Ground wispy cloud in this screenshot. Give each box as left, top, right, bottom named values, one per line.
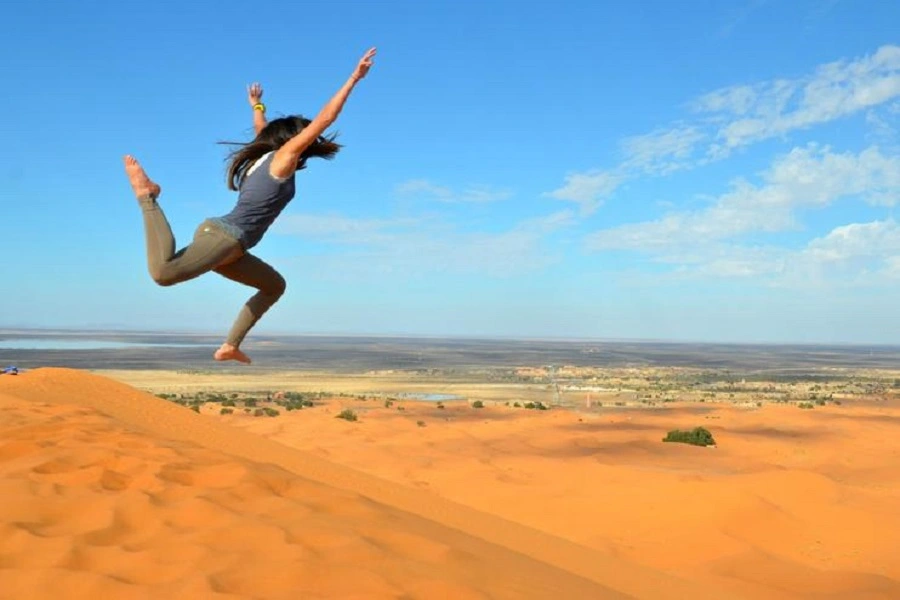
left=273, top=209, right=573, bottom=280
left=584, top=144, right=900, bottom=288
left=547, top=45, right=900, bottom=212
left=701, top=45, right=900, bottom=155
left=545, top=170, right=624, bottom=215
left=621, top=125, right=708, bottom=174
left=395, top=178, right=512, bottom=203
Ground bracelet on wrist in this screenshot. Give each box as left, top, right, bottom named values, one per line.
left=253, top=103, right=266, bottom=112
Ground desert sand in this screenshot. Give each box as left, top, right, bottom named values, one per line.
left=226, top=396, right=900, bottom=599
left=104, top=367, right=900, bottom=598
left=0, top=368, right=729, bottom=599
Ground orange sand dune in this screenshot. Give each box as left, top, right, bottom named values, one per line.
left=0, top=368, right=721, bottom=600
left=225, top=391, right=900, bottom=599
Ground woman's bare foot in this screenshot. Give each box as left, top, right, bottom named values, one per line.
left=214, top=343, right=252, bottom=364
left=123, top=155, right=161, bottom=199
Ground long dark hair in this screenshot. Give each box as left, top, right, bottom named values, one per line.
left=221, top=116, right=341, bottom=191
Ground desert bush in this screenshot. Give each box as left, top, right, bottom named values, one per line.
left=222, top=399, right=236, bottom=407
left=798, top=402, right=815, bottom=409
left=220, top=408, right=234, bottom=415
left=253, top=408, right=265, bottom=417
left=337, top=409, right=358, bottom=422
left=384, top=400, right=394, bottom=408
left=263, top=407, right=279, bottom=417
left=513, top=402, right=521, bottom=408
left=416, top=420, right=426, bottom=427
left=472, top=400, right=484, bottom=409
left=245, top=398, right=258, bottom=407
left=436, top=402, right=445, bottom=409
left=190, top=405, right=201, bottom=413
left=662, top=427, right=716, bottom=447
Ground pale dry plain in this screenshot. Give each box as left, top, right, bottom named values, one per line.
left=2, top=367, right=900, bottom=599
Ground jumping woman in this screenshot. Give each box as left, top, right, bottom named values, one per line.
left=123, top=47, right=376, bottom=364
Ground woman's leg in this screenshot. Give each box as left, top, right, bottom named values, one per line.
left=212, top=253, right=287, bottom=363
left=125, top=156, right=241, bottom=286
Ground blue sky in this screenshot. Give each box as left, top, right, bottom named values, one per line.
left=1, top=0, right=899, bottom=344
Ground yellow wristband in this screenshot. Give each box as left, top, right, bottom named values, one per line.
left=253, top=103, right=266, bottom=112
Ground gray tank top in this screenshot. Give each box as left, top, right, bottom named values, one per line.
left=218, top=151, right=296, bottom=249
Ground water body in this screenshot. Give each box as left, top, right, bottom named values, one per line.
left=394, top=392, right=465, bottom=402
left=0, top=339, right=211, bottom=350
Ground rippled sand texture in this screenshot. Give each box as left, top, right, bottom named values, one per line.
left=0, top=368, right=720, bottom=600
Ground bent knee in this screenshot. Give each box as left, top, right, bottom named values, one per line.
left=149, top=268, right=178, bottom=287
left=263, top=274, right=286, bottom=299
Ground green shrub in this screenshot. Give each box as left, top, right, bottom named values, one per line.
left=253, top=408, right=265, bottom=417
left=245, top=398, right=258, bottom=407
left=472, top=400, right=484, bottom=409
left=416, top=420, right=426, bottom=427
left=220, top=408, right=234, bottom=415
left=662, top=427, right=716, bottom=447
left=384, top=400, right=394, bottom=408
left=524, top=402, right=536, bottom=409
left=436, top=402, right=445, bottom=409
left=190, top=405, right=201, bottom=413
left=513, top=402, right=521, bottom=408
left=798, top=402, right=815, bottom=409
left=337, top=409, right=358, bottom=422
left=222, top=399, right=236, bottom=407
left=263, top=407, right=279, bottom=417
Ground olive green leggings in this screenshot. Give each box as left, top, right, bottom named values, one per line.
left=139, top=196, right=285, bottom=347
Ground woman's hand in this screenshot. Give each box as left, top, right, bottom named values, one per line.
left=247, top=82, right=264, bottom=107
left=351, top=48, right=377, bottom=81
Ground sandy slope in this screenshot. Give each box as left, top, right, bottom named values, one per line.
left=0, top=369, right=718, bottom=600
left=222, top=390, right=900, bottom=599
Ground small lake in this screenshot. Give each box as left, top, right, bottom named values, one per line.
left=0, top=338, right=212, bottom=350
left=394, top=392, right=465, bottom=402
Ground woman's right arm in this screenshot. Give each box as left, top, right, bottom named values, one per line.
left=270, top=47, right=377, bottom=179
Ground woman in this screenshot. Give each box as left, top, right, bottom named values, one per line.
left=123, top=47, right=376, bottom=364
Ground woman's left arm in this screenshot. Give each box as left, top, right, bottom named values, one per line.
left=248, top=82, right=267, bottom=135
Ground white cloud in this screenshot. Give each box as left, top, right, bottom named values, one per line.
left=395, top=179, right=452, bottom=200
left=395, top=179, right=512, bottom=203
left=802, top=220, right=900, bottom=263
left=702, top=45, right=900, bottom=154
left=621, top=125, right=707, bottom=174
left=545, top=169, right=624, bottom=214
left=549, top=45, right=900, bottom=207
left=273, top=210, right=568, bottom=280
left=585, top=145, right=900, bottom=262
